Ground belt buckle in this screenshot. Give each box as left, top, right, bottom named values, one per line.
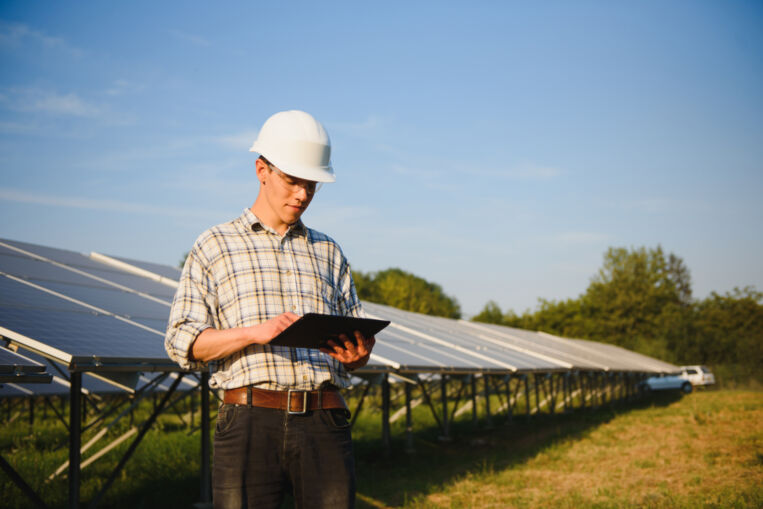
left=287, top=390, right=308, bottom=415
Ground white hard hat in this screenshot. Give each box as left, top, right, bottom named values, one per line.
left=249, top=110, right=335, bottom=183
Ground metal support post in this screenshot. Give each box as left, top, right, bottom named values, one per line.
left=592, top=372, right=599, bottom=410
left=534, top=374, right=541, bottom=415
left=505, top=375, right=513, bottom=423
left=200, top=371, right=211, bottom=504
left=439, top=375, right=450, bottom=441
left=381, top=373, right=391, bottom=453
left=470, top=375, right=478, bottom=426
left=404, top=382, right=414, bottom=454
left=484, top=375, right=492, bottom=428
left=524, top=375, right=530, bottom=417
left=548, top=375, right=555, bottom=415
left=69, top=372, right=82, bottom=509
left=563, top=374, right=569, bottom=413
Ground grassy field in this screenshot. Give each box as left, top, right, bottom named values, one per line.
left=1, top=388, right=761, bottom=508
left=355, top=390, right=763, bottom=508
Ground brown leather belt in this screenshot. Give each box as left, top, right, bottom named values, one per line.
left=223, top=386, right=346, bottom=414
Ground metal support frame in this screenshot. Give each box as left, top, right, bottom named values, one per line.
left=404, top=381, right=414, bottom=454
left=200, top=371, right=211, bottom=504
left=505, top=375, right=513, bottom=423
left=381, top=373, right=391, bottom=454
left=524, top=375, right=531, bottom=417
left=69, top=372, right=82, bottom=509
left=439, top=375, right=450, bottom=441
left=483, top=375, right=493, bottom=429
left=470, top=375, right=478, bottom=426
left=87, top=374, right=184, bottom=508
left=349, top=380, right=372, bottom=428
left=0, top=454, right=49, bottom=509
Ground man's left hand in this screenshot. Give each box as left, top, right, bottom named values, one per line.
left=320, top=331, right=376, bottom=371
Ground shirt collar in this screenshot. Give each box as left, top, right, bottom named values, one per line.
left=240, top=208, right=307, bottom=238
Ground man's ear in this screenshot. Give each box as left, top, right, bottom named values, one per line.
left=255, top=158, right=269, bottom=184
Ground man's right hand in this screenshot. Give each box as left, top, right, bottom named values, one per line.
left=190, top=312, right=301, bottom=362
left=249, top=312, right=300, bottom=344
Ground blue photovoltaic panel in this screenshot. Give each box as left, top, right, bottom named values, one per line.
left=110, top=254, right=183, bottom=281
left=461, top=321, right=609, bottom=371
left=363, top=301, right=558, bottom=372
left=0, top=275, right=168, bottom=361
left=0, top=350, right=196, bottom=397
left=0, top=239, right=176, bottom=301
left=0, top=346, right=46, bottom=373
left=0, top=237, right=680, bottom=377
left=0, top=346, right=51, bottom=384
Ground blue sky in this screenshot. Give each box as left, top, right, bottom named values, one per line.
left=1, top=1, right=761, bottom=316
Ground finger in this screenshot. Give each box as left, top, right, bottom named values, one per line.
left=353, top=331, right=370, bottom=355
left=282, top=312, right=300, bottom=323
left=337, top=334, right=357, bottom=353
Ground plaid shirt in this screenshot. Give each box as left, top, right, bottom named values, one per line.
left=165, top=208, right=363, bottom=390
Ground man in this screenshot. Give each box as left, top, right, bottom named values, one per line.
left=165, top=110, right=375, bottom=509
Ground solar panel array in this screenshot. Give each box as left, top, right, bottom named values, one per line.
left=0, top=239, right=175, bottom=371
left=0, top=237, right=678, bottom=396
left=0, top=346, right=51, bottom=384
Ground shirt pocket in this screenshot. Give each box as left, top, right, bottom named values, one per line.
left=299, top=274, right=336, bottom=315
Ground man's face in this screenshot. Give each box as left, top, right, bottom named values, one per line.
left=255, top=159, right=317, bottom=233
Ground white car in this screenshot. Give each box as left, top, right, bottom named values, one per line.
left=642, top=372, right=693, bottom=394
left=678, top=365, right=715, bottom=387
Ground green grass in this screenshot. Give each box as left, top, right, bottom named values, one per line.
left=1, top=388, right=761, bottom=508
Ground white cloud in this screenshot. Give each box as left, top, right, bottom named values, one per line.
left=0, top=87, right=134, bottom=125
left=105, top=79, right=145, bottom=97
left=327, top=115, right=382, bottom=135
left=0, top=187, right=226, bottom=220
left=168, top=29, right=211, bottom=47
left=0, top=20, right=83, bottom=57
left=0, top=87, right=99, bottom=117
left=215, top=130, right=259, bottom=151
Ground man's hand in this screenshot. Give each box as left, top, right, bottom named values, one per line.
left=320, top=331, right=376, bottom=371
left=249, top=312, right=301, bottom=344
left=191, top=311, right=300, bottom=362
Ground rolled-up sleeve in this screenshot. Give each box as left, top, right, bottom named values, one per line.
left=165, top=245, right=217, bottom=371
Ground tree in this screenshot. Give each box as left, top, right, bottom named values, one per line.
left=471, top=246, right=761, bottom=383
left=353, top=268, right=461, bottom=319
left=689, top=287, right=763, bottom=381
left=472, top=300, right=504, bottom=324
left=579, top=245, right=693, bottom=351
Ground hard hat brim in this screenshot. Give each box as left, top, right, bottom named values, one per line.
left=250, top=143, right=336, bottom=183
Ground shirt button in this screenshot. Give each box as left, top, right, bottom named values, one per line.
left=302, top=375, right=307, bottom=381
left=286, top=270, right=292, bottom=275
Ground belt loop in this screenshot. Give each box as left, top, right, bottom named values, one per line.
left=246, top=386, right=252, bottom=406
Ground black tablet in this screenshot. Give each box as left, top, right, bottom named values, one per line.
left=269, top=313, right=390, bottom=349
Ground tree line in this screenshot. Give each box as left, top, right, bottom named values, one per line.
left=472, top=246, right=762, bottom=385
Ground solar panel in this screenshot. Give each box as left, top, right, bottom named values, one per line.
left=0, top=239, right=176, bottom=301
left=461, top=321, right=611, bottom=371
left=0, top=346, right=51, bottom=384
left=106, top=254, right=182, bottom=281
left=363, top=301, right=560, bottom=373
left=0, top=236, right=679, bottom=387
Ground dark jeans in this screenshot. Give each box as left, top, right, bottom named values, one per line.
left=213, top=404, right=355, bottom=509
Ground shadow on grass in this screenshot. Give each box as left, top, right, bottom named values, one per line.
left=352, top=392, right=683, bottom=508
